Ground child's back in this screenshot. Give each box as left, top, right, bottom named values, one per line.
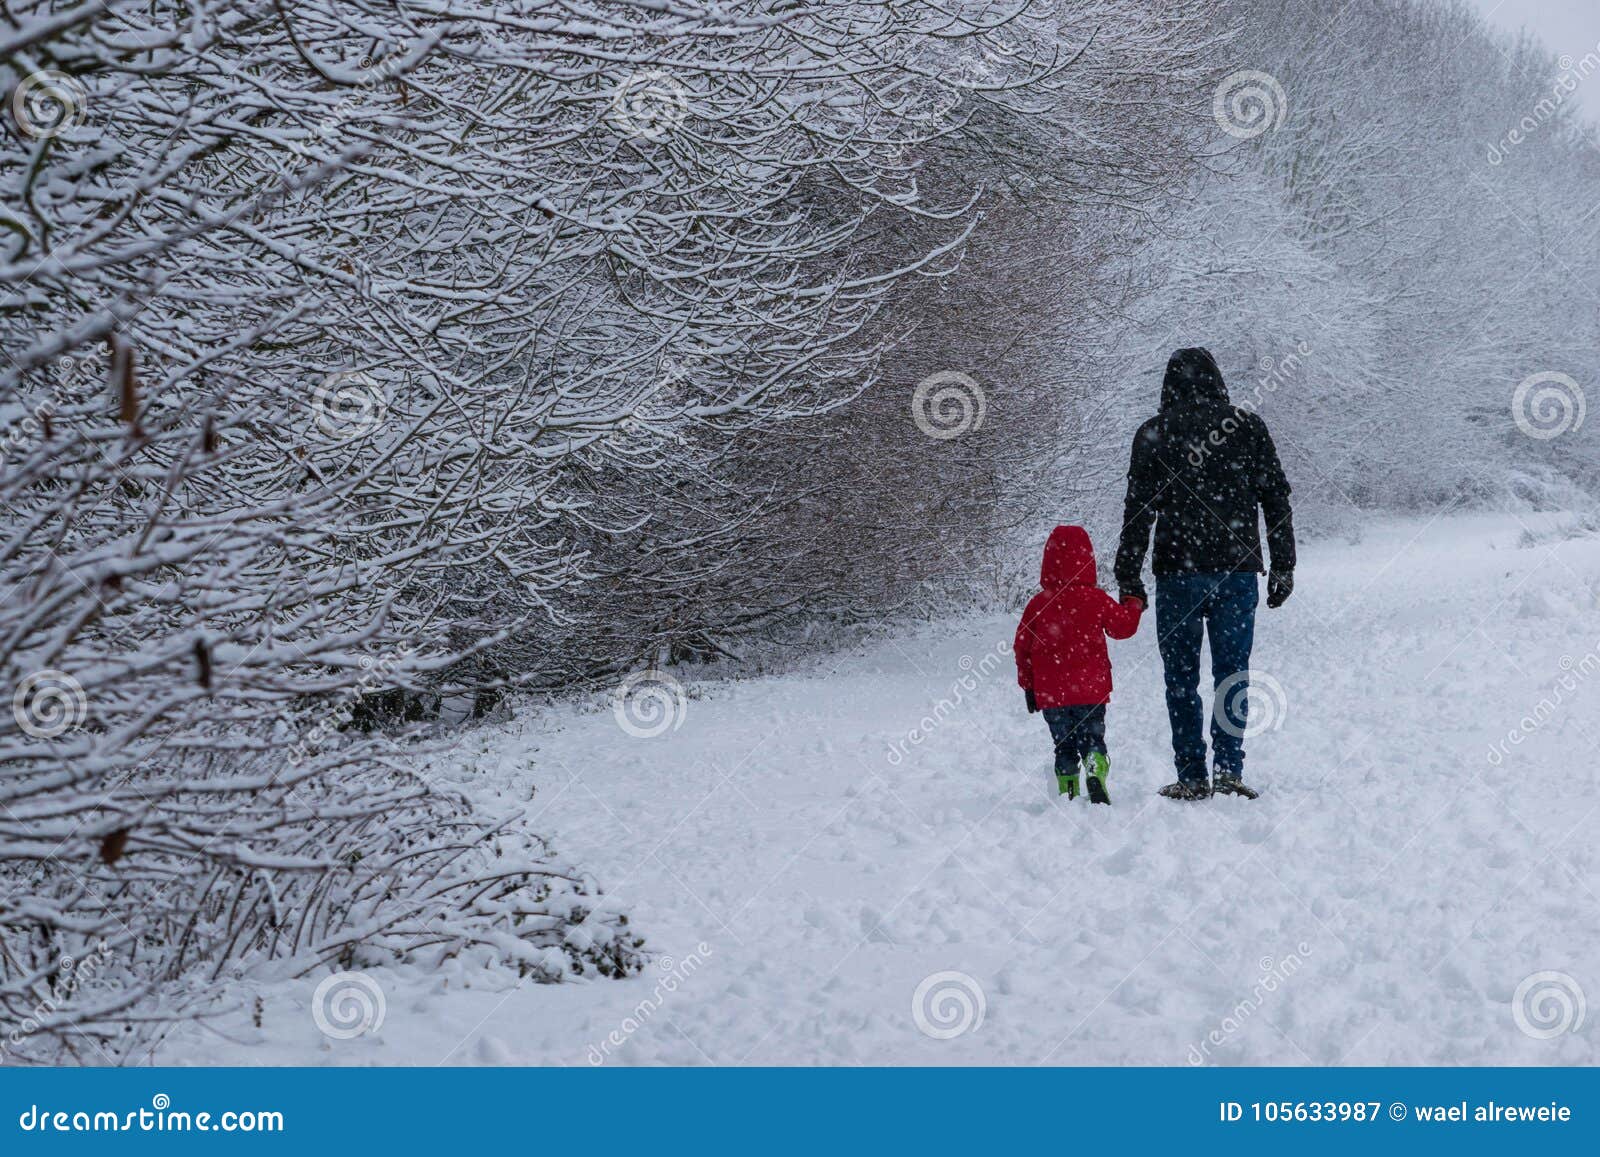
left=1015, top=526, right=1142, bottom=708
left=1014, top=525, right=1143, bottom=802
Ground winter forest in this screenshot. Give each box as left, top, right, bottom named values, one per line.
left=2, top=0, right=1598, bottom=1067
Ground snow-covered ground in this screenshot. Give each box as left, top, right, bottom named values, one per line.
left=160, top=511, right=1600, bottom=1065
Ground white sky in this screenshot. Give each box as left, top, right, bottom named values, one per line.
left=1470, top=0, right=1600, bottom=121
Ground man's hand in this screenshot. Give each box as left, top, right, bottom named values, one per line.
left=1118, top=582, right=1148, bottom=609
left=1024, top=689, right=1039, bottom=714
left=1267, top=570, right=1293, bottom=608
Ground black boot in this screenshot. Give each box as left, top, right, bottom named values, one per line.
left=1158, top=781, right=1211, bottom=801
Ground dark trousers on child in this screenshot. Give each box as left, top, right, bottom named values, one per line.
left=1042, top=704, right=1107, bottom=774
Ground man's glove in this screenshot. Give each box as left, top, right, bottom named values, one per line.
left=1024, top=689, right=1039, bottom=714
left=1118, top=581, right=1148, bottom=608
left=1267, top=570, right=1293, bottom=609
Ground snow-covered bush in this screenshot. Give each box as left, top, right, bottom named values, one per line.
left=0, top=0, right=1097, bottom=1059
left=0, top=0, right=682, bottom=1061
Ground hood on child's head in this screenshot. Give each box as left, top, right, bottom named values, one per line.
left=1041, top=525, right=1096, bottom=588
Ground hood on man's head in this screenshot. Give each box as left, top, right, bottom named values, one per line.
left=1160, top=347, right=1229, bottom=410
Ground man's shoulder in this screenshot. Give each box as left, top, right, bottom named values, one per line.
left=1233, top=406, right=1270, bottom=432
left=1215, top=405, right=1272, bottom=443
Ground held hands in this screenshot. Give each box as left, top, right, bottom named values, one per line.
left=1118, top=583, right=1147, bottom=609
left=1267, top=570, right=1294, bottom=609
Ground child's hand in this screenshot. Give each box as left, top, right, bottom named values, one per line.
left=1024, top=689, right=1039, bottom=714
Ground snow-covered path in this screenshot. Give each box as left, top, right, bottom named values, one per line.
left=165, top=513, right=1600, bottom=1065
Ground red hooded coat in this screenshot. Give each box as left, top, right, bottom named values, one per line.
left=1014, top=525, right=1143, bottom=708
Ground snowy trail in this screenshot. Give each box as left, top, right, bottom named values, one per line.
left=165, top=512, right=1600, bottom=1065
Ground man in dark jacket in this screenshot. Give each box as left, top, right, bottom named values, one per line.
left=1114, top=348, right=1295, bottom=800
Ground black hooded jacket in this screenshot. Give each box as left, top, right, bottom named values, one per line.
left=1114, top=348, right=1295, bottom=591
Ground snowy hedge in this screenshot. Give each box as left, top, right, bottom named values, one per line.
left=0, top=0, right=1075, bottom=1061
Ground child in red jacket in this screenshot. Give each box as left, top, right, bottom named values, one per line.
left=1014, top=525, right=1144, bottom=803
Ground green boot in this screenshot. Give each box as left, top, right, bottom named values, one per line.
left=1085, top=752, right=1111, bottom=805
left=1055, top=771, right=1080, bottom=799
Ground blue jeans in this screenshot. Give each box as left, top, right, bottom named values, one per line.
left=1155, top=572, right=1258, bottom=785
left=1042, top=704, right=1106, bottom=775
